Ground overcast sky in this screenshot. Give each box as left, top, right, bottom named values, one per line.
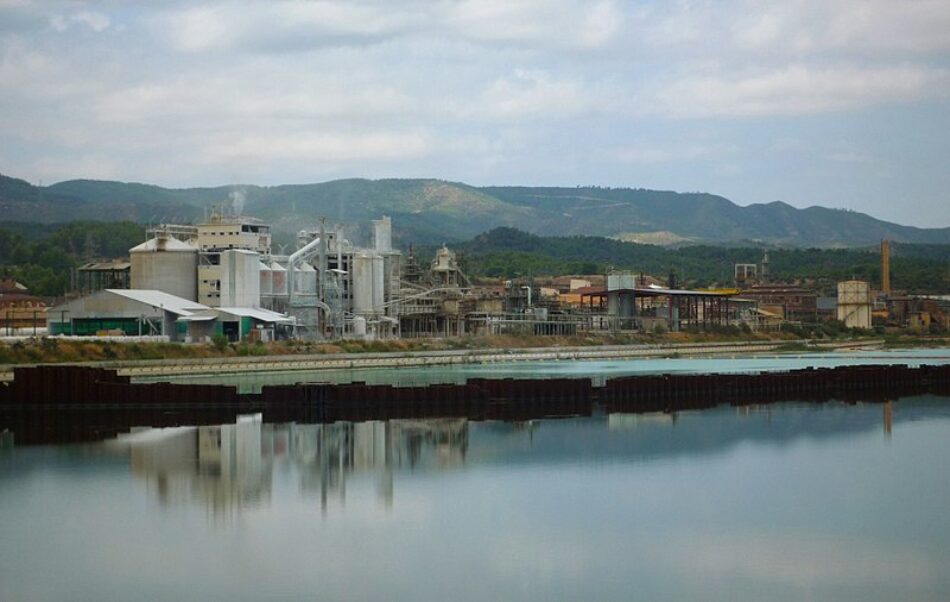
left=1, top=0, right=948, bottom=227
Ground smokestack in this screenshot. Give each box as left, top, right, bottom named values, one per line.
left=881, top=239, right=891, bottom=294
left=336, top=224, right=343, bottom=268
left=373, top=216, right=392, bottom=253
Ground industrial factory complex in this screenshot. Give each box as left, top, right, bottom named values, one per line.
left=1, top=207, right=946, bottom=342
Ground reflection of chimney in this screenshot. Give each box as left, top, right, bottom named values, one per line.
left=883, top=400, right=892, bottom=438
left=881, top=239, right=891, bottom=294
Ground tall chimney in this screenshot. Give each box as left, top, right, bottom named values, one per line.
left=881, top=239, right=891, bottom=294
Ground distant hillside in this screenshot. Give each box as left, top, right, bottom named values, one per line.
left=449, top=228, right=950, bottom=293
left=2, top=173, right=948, bottom=247
left=482, top=186, right=950, bottom=246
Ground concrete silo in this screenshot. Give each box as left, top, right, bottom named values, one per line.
left=352, top=253, right=374, bottom=315
left=130, top=234, right=199, bottom=301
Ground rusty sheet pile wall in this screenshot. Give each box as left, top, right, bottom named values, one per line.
left=2, top=364, right=949, bottom=444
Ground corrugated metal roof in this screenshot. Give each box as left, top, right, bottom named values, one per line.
left=78, top=261, right=131, bottom=270
left=216, top=307, right=295, bottom=323
left=129, top=237, right=197, bottom=253
left=105, top=289, right=210, bottom=316
left=176, top=313, right=217, bottom=322
left=581, top=287, right=732, bottom=297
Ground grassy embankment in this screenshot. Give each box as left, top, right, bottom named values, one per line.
left=1, top=329, right=945, bottom=366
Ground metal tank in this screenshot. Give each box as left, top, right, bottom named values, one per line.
left=270, top=261, right=287, bottom=296
left=259, top=261, right=272, bottom=296
left=351, top=315, right=367, bottom=337
left=372, top=254, right=384, bottom=311
left=373, top=216, right=392, bottom=253
left=129, top=235, right=199, bottom=301
left=294, top=261, right=318, bottom=296
left=352, top=253, right=375, bottom=314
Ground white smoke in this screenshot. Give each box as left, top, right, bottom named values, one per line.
left=229, top=189, right=246, bottom=216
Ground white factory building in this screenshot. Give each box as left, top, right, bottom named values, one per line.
left=52, top=208, right=402, bottom=341
left=48, top=289, right=293, bottom=342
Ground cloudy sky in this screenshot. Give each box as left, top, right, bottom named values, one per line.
left=1, top=0, right=949, bottom=226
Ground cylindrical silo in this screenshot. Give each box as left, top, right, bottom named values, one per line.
left=270, top=261, right=287, bottom=296
left=130, top=235, right=199, bottom=301
left=352, top=315, right=367, bottom=337
left=372, top=254, right=384, bottom=311
left=294, top=261, right=317, bottom=295
left=352, top=253, right=374, bottom=314
left=373, top=216, right=392, bottom=253
left=259, top=261, right=272, bottom=296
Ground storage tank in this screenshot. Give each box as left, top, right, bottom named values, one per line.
left=259, top=261, right=272, bottom=296
left=270, top=261, right=287, bottom=296
left=294, top=261, right=317, bottom=296
left=130, top=235, right=198, bottom=301
left=352, top=315, right=367, bottom=337
left=373, top=216, right=392, bottom=253
left=372, top=254, right=384, bottom=311
left=607, top=272, right=636, bottom=291
left=220, top=249, right=261, bottom=307
left=352, top=253, right=375, bottom=314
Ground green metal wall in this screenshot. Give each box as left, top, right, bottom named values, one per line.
left=51, top=318, right=141, bottom=336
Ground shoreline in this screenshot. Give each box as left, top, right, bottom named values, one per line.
left=0, top=338, right=892, bottom=381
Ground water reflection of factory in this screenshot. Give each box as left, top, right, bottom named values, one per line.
left=106, top=399, right=912, bottom=517
left=113, top=416, right=469, bottom=515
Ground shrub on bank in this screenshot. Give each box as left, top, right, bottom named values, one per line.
left=0, top=329, right=933, bottom=366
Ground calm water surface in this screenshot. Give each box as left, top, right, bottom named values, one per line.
left=2, top=395, right=950, bottom=601
left=141, top=347, right=950, bottom=392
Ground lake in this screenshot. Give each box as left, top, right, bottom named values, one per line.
left=3, top=392, right=950, bottom=600
left=139, top=347, right=950, bottom=392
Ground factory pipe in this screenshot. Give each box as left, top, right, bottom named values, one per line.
left=287, top=235, right=323, bottom=306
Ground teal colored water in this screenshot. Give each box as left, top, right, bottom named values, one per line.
left=141, top=347, right=950, bottom=392
left=2, top=395, right=950, bottom=601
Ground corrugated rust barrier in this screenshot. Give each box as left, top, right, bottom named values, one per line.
left=1, top=364, right=948, bottom=444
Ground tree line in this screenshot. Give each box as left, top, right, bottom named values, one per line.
left=0, top=222, right=145, bottom=296
left=2, top=222, right=947, bottom=298
left=448, top=228, right=950, bottom=294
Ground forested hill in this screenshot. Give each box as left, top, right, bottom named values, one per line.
left=2, top=222, right=948, bottom=296
left=451, top=228, right=950, bottom=294
left=2, top=173, right=949, bottom=247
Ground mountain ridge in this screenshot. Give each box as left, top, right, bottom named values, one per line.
left=1, top=173, right=947, bottom=248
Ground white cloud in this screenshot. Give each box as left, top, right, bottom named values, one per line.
left=612, top=143, right=731, bottom=165
left=1, top=0, right=949, bottom=224
left=740, top=0, right=950, bottom=55
left=204, top=129, right=432, bottom=163
left=50, top=10, right=111, bottom=33
left=470, top=70, right=602, bottom=119
left=654, top=63, right=950, bottom=117
left=159, top=1, right=420, bottom=53
left=443, top=0, right=623, bottom=49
